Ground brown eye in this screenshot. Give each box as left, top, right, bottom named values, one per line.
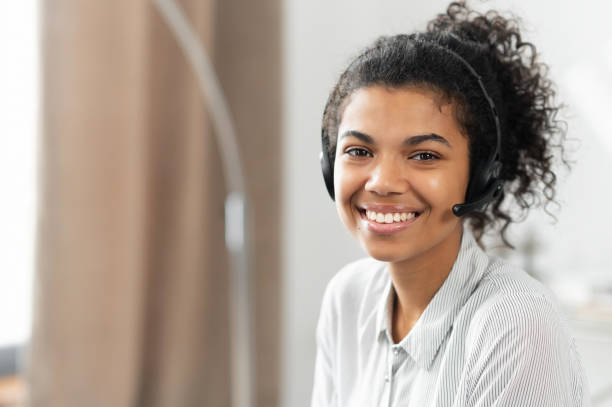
left=411, top=152, right=439, bottom=161
left=346, top=148, right=372, bottom=157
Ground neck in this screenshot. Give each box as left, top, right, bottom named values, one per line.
left=389, top=223, right=463, bottom=343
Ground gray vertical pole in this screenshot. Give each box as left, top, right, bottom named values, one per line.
left=152, top=2, right=254, bottom=406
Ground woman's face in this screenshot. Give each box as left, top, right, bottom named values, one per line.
left=334, top=86, right=470, bottom=264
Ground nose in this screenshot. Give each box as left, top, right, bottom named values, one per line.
left=364, top=156, right=408, bottom=196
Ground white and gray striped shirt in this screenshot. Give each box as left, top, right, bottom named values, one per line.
left=311, top=228, right=590, bottom=406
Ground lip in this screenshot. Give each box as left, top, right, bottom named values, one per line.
left=358, top=208, right=420, bottom=235
left=359, top=204, right=423, bottom=214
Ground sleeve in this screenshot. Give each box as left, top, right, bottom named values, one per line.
left=464, top=293, right=589, bottom=407
left=311, top=278, right=339, bottom=407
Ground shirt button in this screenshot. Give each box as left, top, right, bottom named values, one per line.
left=384, top=375, right=389, bottom=382
left=393, top=348, right=399, bottom=355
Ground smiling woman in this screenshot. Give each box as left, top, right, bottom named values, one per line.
left=334, top=87, right=469, bottom=267
left=311, top=1, right=591, bottom=406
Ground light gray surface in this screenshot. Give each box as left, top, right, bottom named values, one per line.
left=0, top=345, right=21, bottom=377
left=281, top=1, right=612, bottom=406
left=573, top=319, right=612, bottom=407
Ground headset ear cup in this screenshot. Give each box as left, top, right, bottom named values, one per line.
left=320, top=151, right=335, bottom=201
left=455, top=158, right=503, bottom=216
left=466, top=165, right=489, bottom=204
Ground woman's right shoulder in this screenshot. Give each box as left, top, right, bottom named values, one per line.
left=321, top=257, right=388, bottom=314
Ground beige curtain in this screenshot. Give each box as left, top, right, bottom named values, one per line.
left=27, top=1, right=281, bottom=406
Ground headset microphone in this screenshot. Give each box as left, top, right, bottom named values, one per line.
left=452, top=177, right=503, bottom=217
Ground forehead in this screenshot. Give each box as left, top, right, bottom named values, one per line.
left=338, top=86, right=466, bottom=144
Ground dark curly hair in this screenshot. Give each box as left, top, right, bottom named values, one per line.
left=321, top=1, right=567, bottom=248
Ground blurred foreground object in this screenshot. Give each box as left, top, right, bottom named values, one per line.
left=152, top=1, right=254, bottom=405
left=0, top=376, right=25, bottom=407
left=27, top=1, right=281, bottom=406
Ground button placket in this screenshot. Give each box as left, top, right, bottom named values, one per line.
left=378, top=343, right=394, bottom=407
left=385, top=345, right=394, bottom=407
left=391, top=346, right=406, bottom=375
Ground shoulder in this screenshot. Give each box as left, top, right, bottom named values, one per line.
left=476, top=259, right=564, bottom=320
left=460, top=259, right=590, bottom=405
left=461, top=258, right=585, bottom=382
left=320, top=257, right=387, bottom=315
left=466, top=259, right=570, bottom=347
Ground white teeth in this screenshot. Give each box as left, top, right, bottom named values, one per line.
left=365, top=210, right=418, bottom=224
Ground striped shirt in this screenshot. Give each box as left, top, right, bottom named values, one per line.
left=311, top=228, right=590, bottom=406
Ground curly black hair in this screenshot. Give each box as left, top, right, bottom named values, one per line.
left=321, top=1, right=567, bottom=248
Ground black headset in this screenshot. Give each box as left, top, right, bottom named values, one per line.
left=319, top=41, right=503, bottom=217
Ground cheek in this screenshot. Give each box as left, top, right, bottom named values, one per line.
left=333, top=165, right=366, bottom=226
left=417, top=169, right=469, bottom=208
left=333, top=164, right=359, bottom=204
left=333, top=166, right=351, bottom=212
left=333, top=170, right=353, bottom=230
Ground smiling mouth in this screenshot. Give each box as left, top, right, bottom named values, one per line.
left=358, top=208, right=421, bottom=224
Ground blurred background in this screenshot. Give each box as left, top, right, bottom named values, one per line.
left=0, top=0, right=611, bottom=406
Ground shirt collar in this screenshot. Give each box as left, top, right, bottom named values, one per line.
left=375, top=227, right=490, bottom=370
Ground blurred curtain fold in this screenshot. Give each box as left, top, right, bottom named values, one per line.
left=27, top=1, right=281, bottom=406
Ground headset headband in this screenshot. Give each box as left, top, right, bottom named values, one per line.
left=421, top=37, right=502, bottom=162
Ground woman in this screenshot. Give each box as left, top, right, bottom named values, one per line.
left=311, top=2, right=590, bottom=406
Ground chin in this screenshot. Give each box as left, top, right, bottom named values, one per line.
left=359, top=240, right=422, bottom=264
left=365, top=251, right=402, bottom=263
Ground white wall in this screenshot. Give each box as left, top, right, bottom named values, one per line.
left=281, top=1, right=612, bottom=406
left=0, top=1, right=38, bottom=348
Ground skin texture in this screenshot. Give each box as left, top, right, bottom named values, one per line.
left=334, top=86, right=470, bottom=342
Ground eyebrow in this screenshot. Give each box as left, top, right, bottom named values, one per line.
left=339, top=130, right=451, bottom=148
